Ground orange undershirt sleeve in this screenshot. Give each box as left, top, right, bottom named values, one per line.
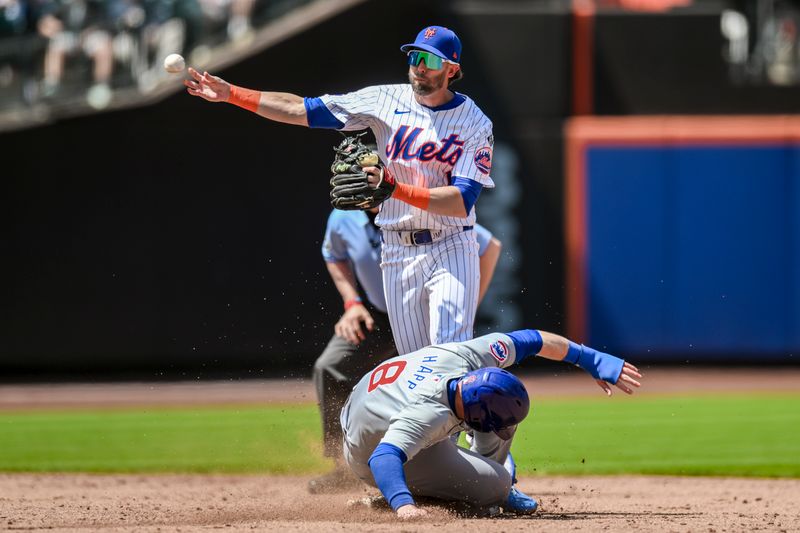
left=227, top=85, right=261, bottom=113
left=392, top=182, right=431, bottom=210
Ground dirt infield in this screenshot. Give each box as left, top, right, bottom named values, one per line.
left=1, top=367, right=799, bottom=532
left=2, top=473, right=799, bottom=532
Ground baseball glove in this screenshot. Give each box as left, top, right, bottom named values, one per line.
left=329, top=134, right=395, bottom=210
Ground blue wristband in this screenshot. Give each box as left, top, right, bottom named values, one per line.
left=566, top=342, right=624, bottom=384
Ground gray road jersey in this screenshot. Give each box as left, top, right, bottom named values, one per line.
left=340, top=332, right=518, bottom=465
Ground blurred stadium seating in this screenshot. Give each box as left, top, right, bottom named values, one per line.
left=0, top=0, right=361, bottom=129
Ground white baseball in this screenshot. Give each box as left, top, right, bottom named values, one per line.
left=163, top=53, right=185, bottom=74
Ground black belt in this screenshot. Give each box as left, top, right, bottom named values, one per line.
left=382, top=226, right=473, bottom=246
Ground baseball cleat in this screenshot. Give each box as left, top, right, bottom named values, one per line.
left=503, top=486, right=539, bottom=515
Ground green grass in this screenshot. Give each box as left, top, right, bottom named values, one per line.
left=511, top=395, right=800, bottom=477
left=0, top=404, right=329, bottom=473
left=0, top=395, right=798, bottom=476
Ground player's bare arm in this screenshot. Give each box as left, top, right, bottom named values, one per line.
left=360, top=168, right=468, bottom=217
left=478, top=237, right=501, bottom=305
left=423, top=186, right=470, bottom=217
left=326, top=261, right=374, bottom=344
left=184, top=68, right=308, bottom=126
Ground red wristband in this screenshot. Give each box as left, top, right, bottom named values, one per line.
left=392, top=182, right=431, bottom=210
left=227, top=84, right=261, bottom=113
left=344, top=298, right=363, bottom=310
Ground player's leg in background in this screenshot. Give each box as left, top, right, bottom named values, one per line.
left=426, top=231, right=480, bottom=345
left=312, top=335, right=358, bottom=459
left=380, top=242, right=432, bottom=354
left=309, top=309, right=395, bottom=493
left=403, top=437, right=511, bottom=509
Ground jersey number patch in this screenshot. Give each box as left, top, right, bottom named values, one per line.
left=367, top=360, right=407, bottom=392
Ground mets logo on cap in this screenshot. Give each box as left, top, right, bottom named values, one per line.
left=424, top=27, right=437, bottom=39
left=474, top=146, right=493, bottom=175
left=489, top=340, right=509, bottom=363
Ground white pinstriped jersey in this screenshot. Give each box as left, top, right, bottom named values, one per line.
left=320, top=84, right=495, bottom=230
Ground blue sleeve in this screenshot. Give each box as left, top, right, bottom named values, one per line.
left=565, top=342, right=625, bottom=383
left=304, top=97, right=345, bottom=129
left=321, top=212, right=349, bottom=262
left=451, top=177, right=483, bottom=214
left=506, top=329, right=543, bottom=364
left=473, top=224, right=492, bottom=256
left=368, top=443, right=414, bottom=511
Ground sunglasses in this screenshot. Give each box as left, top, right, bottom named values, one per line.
left=407, top=50, right=451, bottom=70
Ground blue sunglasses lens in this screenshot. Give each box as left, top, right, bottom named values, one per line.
left=408, top=50, right=444, bottom=70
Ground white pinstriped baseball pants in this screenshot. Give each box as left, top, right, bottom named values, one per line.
left=380, top=228, right=480, bottom=355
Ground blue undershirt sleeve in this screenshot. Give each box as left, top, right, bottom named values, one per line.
left=451, top=177, right=483, bottom=215
left=304, top=97, right=345, bottom=129
left=506, top=329, right=544, bottom=364
left=368, top=443, right=414, bottom=511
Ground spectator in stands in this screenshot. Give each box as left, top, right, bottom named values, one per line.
left=226, top=0, right=253, bottom=42
left=35, top=0, right=114, bottom=108
left=0, top=0, right=31, bottom=97
left=195, top=0, right=254, bottom=45
left=108, top=0, right=195, bottom=91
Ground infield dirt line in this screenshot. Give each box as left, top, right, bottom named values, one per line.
left=1, top=367, right=798, bottom=410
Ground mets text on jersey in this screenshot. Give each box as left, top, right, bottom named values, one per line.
left=386, top=126, right=465, bottom=165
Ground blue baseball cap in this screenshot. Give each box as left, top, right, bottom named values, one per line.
left=400, top=26, right=462, bottom=64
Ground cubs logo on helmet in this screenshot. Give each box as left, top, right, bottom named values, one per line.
left=489, top=340, right=509, bottom=363
left=474, top=147, right=492, bottom=174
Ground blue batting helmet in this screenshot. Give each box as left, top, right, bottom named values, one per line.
left=459, top=367, right=530, bottom=440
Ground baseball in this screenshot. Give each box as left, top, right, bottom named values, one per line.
left=163, top=53, right=185, bottom=74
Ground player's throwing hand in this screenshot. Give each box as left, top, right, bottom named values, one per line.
left=184, top=68, right=231, bottom=102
